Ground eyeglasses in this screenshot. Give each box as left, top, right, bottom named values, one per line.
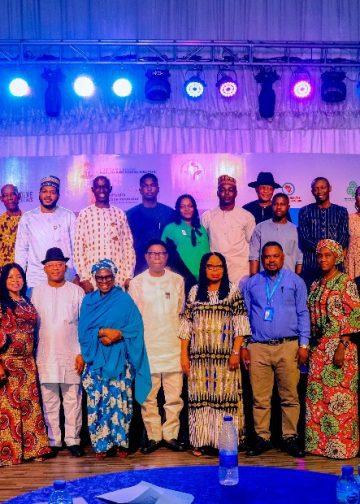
left=206, top=264, right=224, bottom=271
left=146, top=252, right=168, bottom=257
left=95, top=274, right=114, bottom=282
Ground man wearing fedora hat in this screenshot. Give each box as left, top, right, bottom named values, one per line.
left=15, top=176, right=77, bottom=290
left=243, top=172, right=283, bottom=225
left=31, top=247, right=85, bottom=457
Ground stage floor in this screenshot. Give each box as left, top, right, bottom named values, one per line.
left=0, top=445, right=357, bottom=502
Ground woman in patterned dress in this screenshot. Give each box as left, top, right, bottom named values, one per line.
left=346, top=185, right=360, bottom=280
left=179, top=252, right=251, bottom=456
left=305, top=239, right=360, bottom=459
left=0, top=263, right=51, bottom=466
left=79, top=259, right=151, bottom=459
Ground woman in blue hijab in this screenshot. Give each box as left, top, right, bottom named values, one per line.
left=79, top=259, right=151, bottom=459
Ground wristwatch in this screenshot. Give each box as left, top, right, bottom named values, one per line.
left=299, top=344, right=310, bottom=350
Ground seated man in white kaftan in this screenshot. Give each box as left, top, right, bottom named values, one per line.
left=129, top=239, right=185, bottom=454
left=32, top=247, right=85, bottom=457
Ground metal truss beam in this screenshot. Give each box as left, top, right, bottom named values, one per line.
left=0, top=39, right=360, bottom=67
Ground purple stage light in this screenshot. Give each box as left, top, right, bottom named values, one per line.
left=217, top=75, right=238, bottom=98
left=292, top=79, right=312, bottom=99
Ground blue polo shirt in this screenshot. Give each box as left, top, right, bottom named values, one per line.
left=243, top=268, right=310, bottom=346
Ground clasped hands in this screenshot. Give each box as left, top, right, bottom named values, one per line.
left=98, top=327, right=123, bottom=346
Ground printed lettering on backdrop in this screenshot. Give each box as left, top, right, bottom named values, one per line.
left=0, top=154, right=358, bottom=223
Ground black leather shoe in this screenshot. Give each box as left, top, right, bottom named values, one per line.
left=68, top=445, right=85, bottom=457
left=140, top=440, right=162, bottom=455
left=46, top=446, right=61, bottom=459
left=282, top=437, right=304, bottom=458
left=164, top=439, right=184, bottom=452
left=246, top=436, right=272, bottom=456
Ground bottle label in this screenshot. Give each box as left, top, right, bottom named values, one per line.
left=219, top=453, right=238, bottom=468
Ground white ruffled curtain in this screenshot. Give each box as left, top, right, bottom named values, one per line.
left=1, top=0, right=360, bottom=156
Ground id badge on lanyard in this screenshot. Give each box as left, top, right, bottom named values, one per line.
left=264, top=272, right=283, bottom=321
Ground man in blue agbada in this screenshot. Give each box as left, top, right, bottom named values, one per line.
left=79, top=258, right=151, bottom=459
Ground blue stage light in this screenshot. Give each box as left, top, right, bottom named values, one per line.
left=112, top=78, right=133, bottom=97
left=9, top=78, right=30, bottom=97
left=184, top=77, right=206, bottom=99
left=73, top=76, right=95, bottom=97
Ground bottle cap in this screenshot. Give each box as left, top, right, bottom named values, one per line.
left=53, top=480, right=66, bottom=490
left=342, top=466, right=354, bottom=477
left=224, top=415, right=233, bottom=422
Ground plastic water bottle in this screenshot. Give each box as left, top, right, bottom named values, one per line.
left=218, top=415, right=239, bottom=486
left=336, top=466, right=359, bottom=504
left=48, top=480, right=72, bottom=503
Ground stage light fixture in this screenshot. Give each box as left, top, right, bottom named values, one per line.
left=184, top=73, right=206, bottom=99
left=73, top=75, right=95, bottom=97
left=216, top=70, right=238, bottom=98
left=145, top=69, right=171, bottom=101
left=42, top=68, right=64, bottom=117
left=321, top=70, right=346, bottom=103
left=112, top=78, right=133, bottom=97
left=255, top=68, right=280, bottom=119
left=9, top=78, right=30, bottom=97
left=291, top=70, right=313, bottom=99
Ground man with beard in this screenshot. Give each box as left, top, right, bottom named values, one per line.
left=0, top=184, right=22, bottom=270
left=249, top=193, right=302, bottom=275
left=74, top=175, right=135, bottom=292
left=15, top=176, right=77, bottom=289
left=298, top=177, right=349, bottom=289
left=202, top=175, right=255, bottom=285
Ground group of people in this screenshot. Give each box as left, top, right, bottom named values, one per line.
left=0, top=170, right=359, bottom=468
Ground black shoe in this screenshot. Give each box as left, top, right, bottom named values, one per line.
left=67, top=445, right=85, bottom=457
left=282, top=437, right=304, bottom=458
left=140, top=440, right=162, bottom=455
left=246, top=436, right=272, bottom=456
left=164, top=439, right=184, bottom=452
left=46, top=446, right=61, bottom=459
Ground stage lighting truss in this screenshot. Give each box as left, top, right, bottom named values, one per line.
left=216, top=70, right=238, bottom=98
left=321, top=70, right=346, bottom=103
left=112, top=77, right=132, bottom=97
left=145, top=68, right=171, bottom=101
left=184, top=70, right=206, bottom=99
left=9, top=77, right=30, bottom=97
left=291, top=69, right=313, bottom=99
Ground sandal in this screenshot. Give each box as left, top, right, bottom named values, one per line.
left=95, top=452, right=107, bottom=460
left=192, top=447, right=205, bottom=457
left=117, top=448, right=128, bottom=459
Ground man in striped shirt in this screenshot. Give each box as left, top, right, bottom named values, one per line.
left=298, top=177, right=349, bottom=289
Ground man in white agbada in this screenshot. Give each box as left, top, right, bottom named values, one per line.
left=129, top=239, right=185, bottom=454
left=32, top=247, right=85, bottom=457
left=201, top=175, right=255, bottom=286
left=15, top=176, right=77, bottom=289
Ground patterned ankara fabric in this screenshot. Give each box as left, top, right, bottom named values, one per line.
left=179, top=283, right=251, bottom=449
left=305, top=273, right=360, bottom=459
left=346, top=213, right=360, bottom=279
left=0, top=212, right=22, bottom=269
left=74, top=205, right=135, bottom=287
left=82, top=363, right=133, bottom=453
left=316, top=239, right=344, bottom=265
left=0, top=302, right=51, bottom=466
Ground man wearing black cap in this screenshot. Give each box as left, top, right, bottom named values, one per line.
left=31, top=247, right=85, bottom=457
left=243, top=172, right=282, bottom=224
left=15, top=176, right=77, bottom=289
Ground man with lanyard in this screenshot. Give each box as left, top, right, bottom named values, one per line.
left=242, top=241, right=310, bottom=457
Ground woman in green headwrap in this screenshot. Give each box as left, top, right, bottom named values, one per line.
left=305, top=239, right=360, bottom=459
left=79, top=259, right=151, bottom=459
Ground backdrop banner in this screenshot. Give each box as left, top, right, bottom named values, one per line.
left=0, top=153, right=358, bottom=223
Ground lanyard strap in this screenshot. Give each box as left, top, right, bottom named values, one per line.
left=265, top=271, right=283, bottom=305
